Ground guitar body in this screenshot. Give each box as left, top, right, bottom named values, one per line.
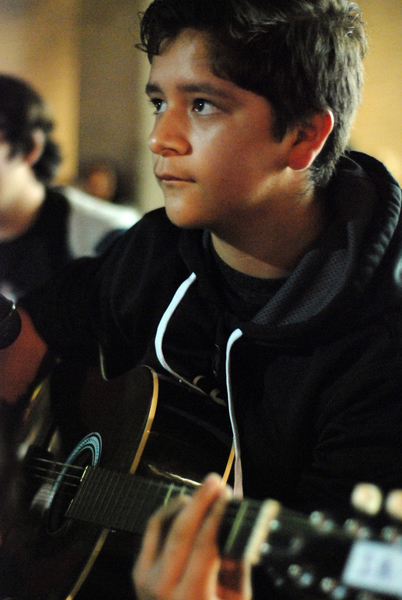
left=0, top=364, right=234, bottom=600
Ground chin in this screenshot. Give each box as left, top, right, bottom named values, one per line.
left=165, top=204, right=207, bottom=230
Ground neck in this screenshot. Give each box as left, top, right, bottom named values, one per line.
left=211, top=188, right=328, bottom=279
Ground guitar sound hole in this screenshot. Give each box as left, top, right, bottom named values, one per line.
left=45, top=432, right=102, bottom=536
left=45, top=450, right=91, bottom=535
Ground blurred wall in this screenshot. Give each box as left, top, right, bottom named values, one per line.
left=79, top=0, right=161, bottom=209
left=351, top=0, right=402, bottom=182
left=0, top=0, right=81, bottom=186
left=0, top=0, right=400, bottom=213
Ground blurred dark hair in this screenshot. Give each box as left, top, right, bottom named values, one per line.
left=139, top=0, right=366, bottom=188
left=0, top=74, right=61, bottom=184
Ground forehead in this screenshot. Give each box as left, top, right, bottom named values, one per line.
left=146, top=27, right=276, bottom=121
left=147, top=29, right=226, bottom=89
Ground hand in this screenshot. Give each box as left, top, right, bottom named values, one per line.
left=133, top=473, right=252, bottom=600
left=0, top=308, right=48, bottom=405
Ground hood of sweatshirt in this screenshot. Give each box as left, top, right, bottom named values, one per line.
left=179, top=151, right=402, bottom=345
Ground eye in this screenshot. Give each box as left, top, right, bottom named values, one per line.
left=193, top=99, right=218, bottom=115
left=149, top=98, right=167, bottom=114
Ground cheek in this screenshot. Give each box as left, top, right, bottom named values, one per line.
left=203, top=147, right=269, bottom=201
left=197, top=140, right=249, bottom=187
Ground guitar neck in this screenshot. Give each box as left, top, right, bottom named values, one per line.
left=65, top=464, right=350, bottom=576
left=66, top=465, right=190, bottom=536
left=66, top=466, right=402, bottom=599
left=66, top=465, right=281, bottom=553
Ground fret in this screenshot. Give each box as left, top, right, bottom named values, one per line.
left=66, top=464, right=272, bottom=566
left=66, top=466, right=191, bottom=535
left=219, top=498, right=280, bottom=563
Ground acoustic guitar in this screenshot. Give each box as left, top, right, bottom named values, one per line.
left=1, top=364, right=402, bottom=600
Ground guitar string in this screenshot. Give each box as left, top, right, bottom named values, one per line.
left=23, top=456, right=87, bottom=504
left=29, top=457, right=85, bottom=474
left=35, top=456, right=85, bottom=471
left=27, top=457, right=262, bottom=515
left=25, top=474, right=261, bottom=529
left=28, top=464, right=85, bottom=485
left=23, top=458, right=263, bottom=529
left=20, top=482, right=262, bottom=541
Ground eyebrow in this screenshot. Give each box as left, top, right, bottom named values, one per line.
left=145, top=81, right=234, bottom=101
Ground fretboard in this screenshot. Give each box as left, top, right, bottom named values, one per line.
left=66, top=466, right=189, bottom=535
left=65, top=464, right=274, bottom=563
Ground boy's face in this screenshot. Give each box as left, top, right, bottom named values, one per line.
left=146, top=28, right=299, bottom=237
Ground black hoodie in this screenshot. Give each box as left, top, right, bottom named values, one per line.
left=21, top=150, right=402, bottom=516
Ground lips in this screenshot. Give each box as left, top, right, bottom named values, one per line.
left=155, top=172, right=193, bottom=183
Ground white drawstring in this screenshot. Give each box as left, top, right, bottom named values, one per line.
left=225, top=328, right=244, bottom=498
left=155, top=272, right=206, bottom=394
left=155, top=273, right=244, bottom=497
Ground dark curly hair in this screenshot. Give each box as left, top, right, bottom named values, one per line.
left=0, top=74, right=61, bottom=184
left=138, top=0, right=366, bottom=188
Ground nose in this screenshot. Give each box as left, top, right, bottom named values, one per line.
left=148, top=110, right=191, bottom=157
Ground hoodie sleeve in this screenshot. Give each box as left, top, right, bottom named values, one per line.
left=18, top=209, right=186, bottom=372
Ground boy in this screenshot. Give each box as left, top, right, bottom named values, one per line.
left=2, top=0, right=402, bottom=598
left=0, top=74, right=140, bottom=301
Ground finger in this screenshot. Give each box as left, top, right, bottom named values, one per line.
left=156, top=474, right=227, bottom=587
left=177, top=485, right=232, bottom=596
left=134, top=493, right=190, bottom=583
left=133, top=474, right=226, bottom=598
left=179, top=489, right=251, bottom=600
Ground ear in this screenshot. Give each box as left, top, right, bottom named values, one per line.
left=288, top=110, right=334, bottom=172
left=24, top=129, right=46, bottom=167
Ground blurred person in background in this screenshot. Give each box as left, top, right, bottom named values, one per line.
left=78, top=159, right=119, bottom=202
left=0, top=74, right=141, bottom=301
